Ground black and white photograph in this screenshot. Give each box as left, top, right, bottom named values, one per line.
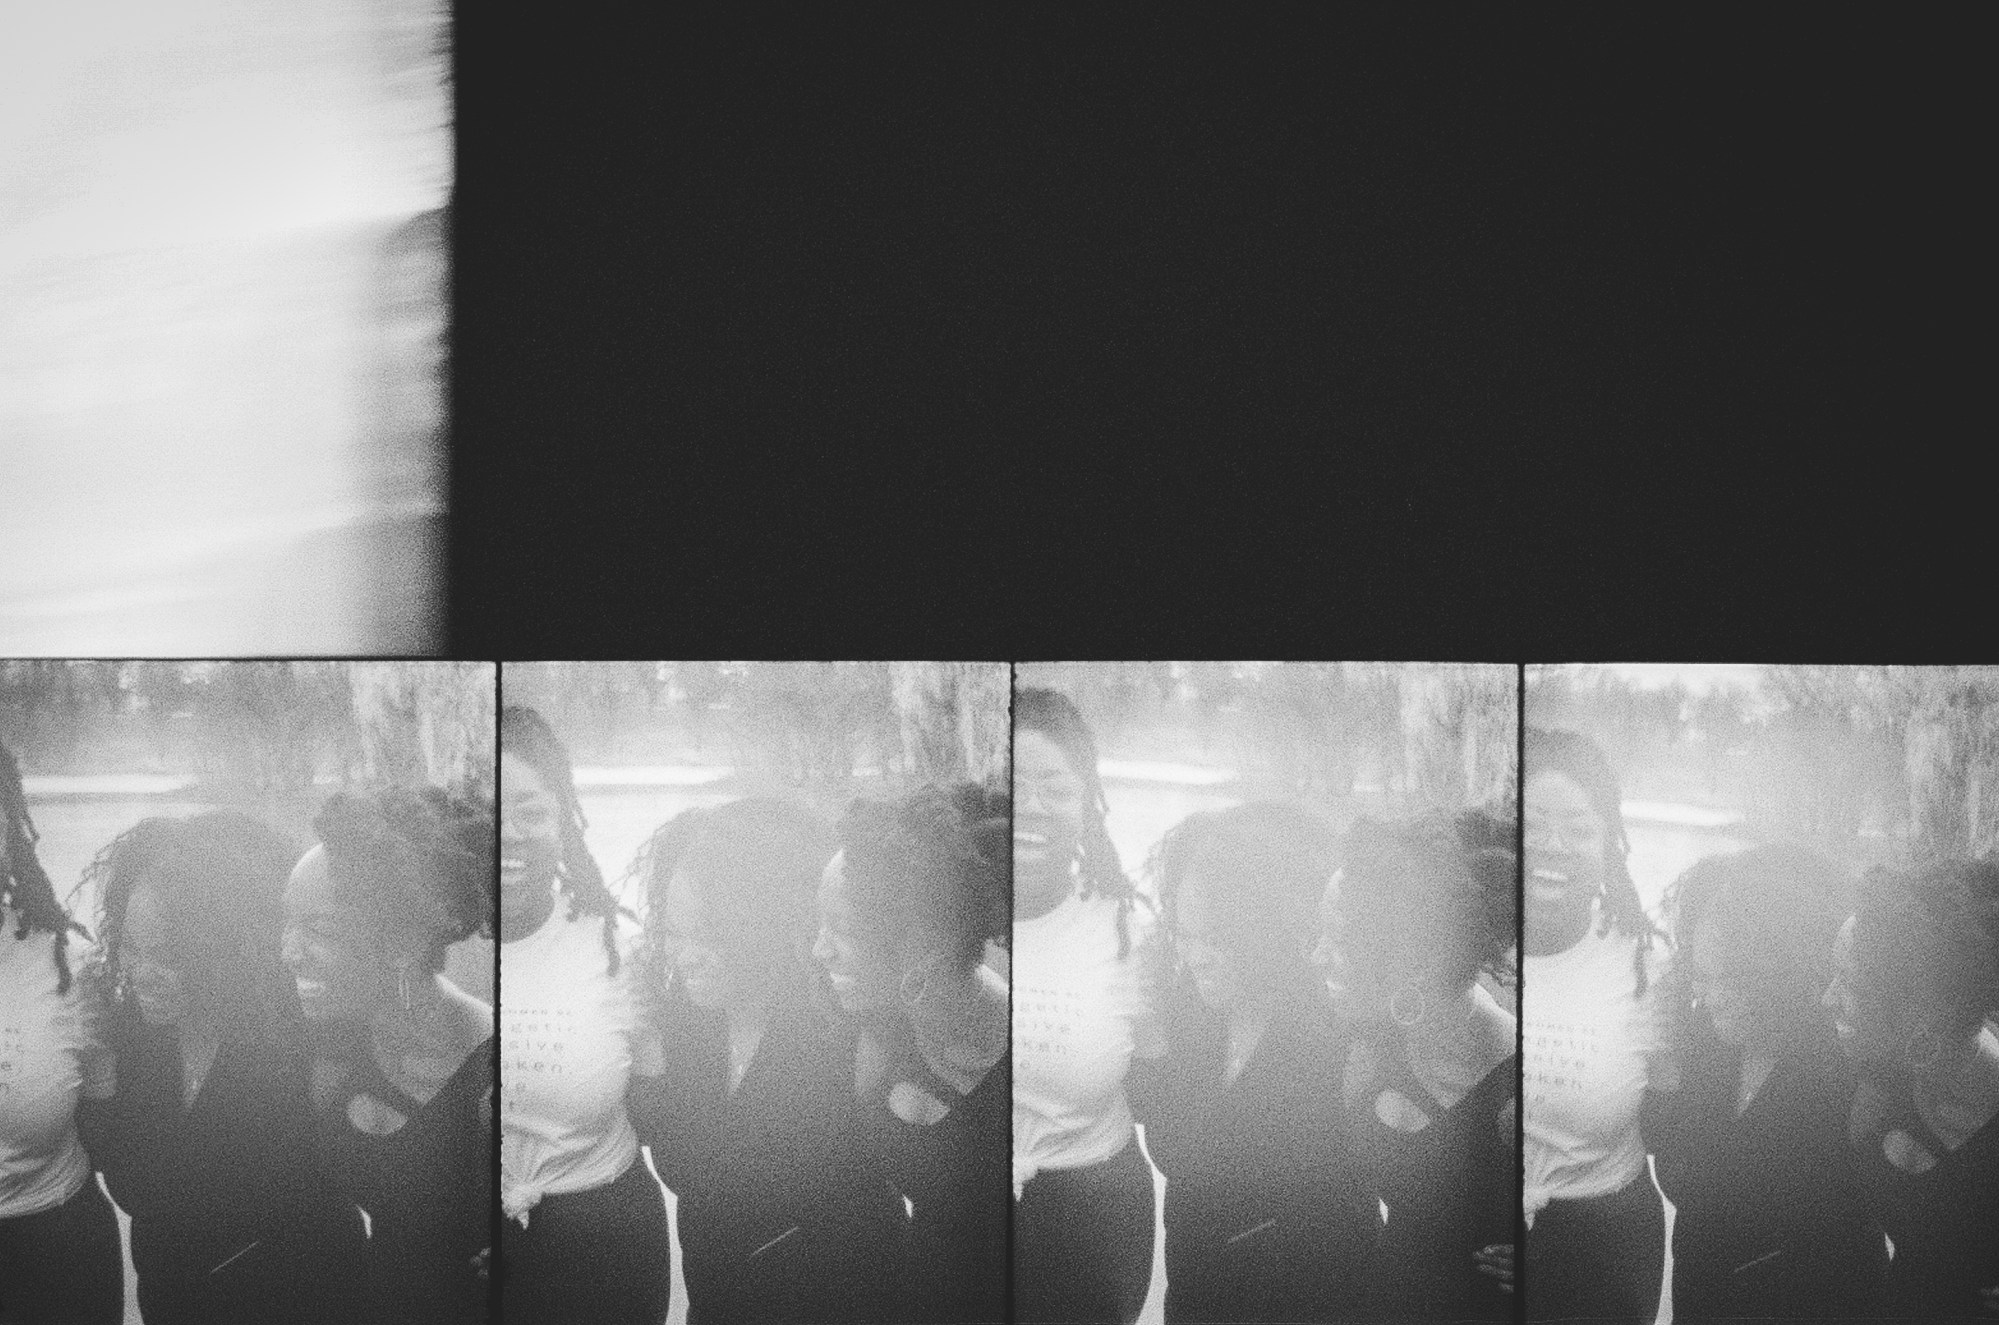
left=1524, top=664, right=1999, bottom=1323
left=1, top=0, right=452, bottom=656
left=1010, top=662, right=1518, bottom=1324
left=498, top=662, right=1010, bottom=1324
left=0, top=659, right=495, bottom=1325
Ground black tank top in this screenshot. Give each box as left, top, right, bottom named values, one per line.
left=1850, top=1081, right=1999, bottom=1320
left=1358, top=1043, right=1518, bottom=1323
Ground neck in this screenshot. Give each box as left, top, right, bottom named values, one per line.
left=1013, top=869, right=1072, bottom=922
left=909, top=963, right=1008, bottom=1057
left=1524, top=901, right=1593, bottom=957
left=368, top=969, right=454, bottom=1054
left=1403, top=985, right=1484, bottom=1065
left=500, top=885, right=557, bottom=942
left=1915, top=1028, right=1999, bottom=1108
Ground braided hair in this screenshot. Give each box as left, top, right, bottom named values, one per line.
left=1339, top=809, right=1519, bottom=1002
left=1852, top=857, right=1999, bottom=1046
left=628, top=797, right=833, bottom=1013
left=1525, top=726, right=1661, bottom=996
left=1149, top=799, right=1336, bottom=1008
left=1663, top=845, right=1852, bottom=1049
left=1014, top=687, right=1149, bottom=960
left=88, top=810, right=300, bottom=1043
left=312, top=783, right=494, bottom=975
left=501, top=705, right=622, bottom=975
left=2, top=738, right=87, bottom=993
left=839, top=782, right=1011, bottom=981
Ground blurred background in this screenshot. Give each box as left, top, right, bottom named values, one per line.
left=1018, top=661, right=1518, bottom=885
left=2, top=658, right=493, bottom=1325
left=502, top=661, right=1011, bottom=907
left=1016, top=660, right=1519, bottom=1325
left=1526, top=664, right=1999, bottom=919
left=0, top=0, right=451, bottom=656
left=501, top=661, right=1010, bottom=1325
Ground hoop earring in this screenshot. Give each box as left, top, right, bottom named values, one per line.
left=1389, top=985, right=1427, bottom=1029
left=900, top=953, right=945, bottom=1009
left=397, top=967, right=413, bottom=1013
left=1903, top=1026, right=1942, bottom=1073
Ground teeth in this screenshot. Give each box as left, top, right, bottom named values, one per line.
left=1014, top=832, right=1046, bottom=845
left=1530, top=868, right=1569, bottom=883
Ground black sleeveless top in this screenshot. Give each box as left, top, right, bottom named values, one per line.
left=318, top=1033, right=495, bottom=1325
left=1849, top=1078, right=1999, bottom=1321
left=1649, top=1025, right=1886, bottom=1322
left=1355, top=1042, right=1518, bottom=1324
left=860, top=1029, right=1010, bottom=1324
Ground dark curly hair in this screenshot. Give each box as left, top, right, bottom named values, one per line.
left=501, top=705, right=623, bottom=974
left=1014, top=686, right=1149, bottom=959
left=1851, top=857, right=1999, bottom=1044
left=630, top=797, right=834, bottom=1013
left=312, top=784, right=494, bottom=975
left=2, top=738, right=88, bottom=993
left=838, top=781, right=1011, bottom=981
left=1663, top=845, right=1851, bottom=1049
left=1149, top=799, right=1337, bottom=1007
left=88, top=810, right=302, bottom=1042
left=1525, top=726, right=1661, bottom=996
left=1339, top=808, right=1519, bottom=1000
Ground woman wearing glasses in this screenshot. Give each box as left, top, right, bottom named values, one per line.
left=1010, top=687, right=1168, bottom=1325
left=497, top=706, right=670, bottom=1325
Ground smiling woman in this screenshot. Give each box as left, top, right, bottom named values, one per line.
left=80, top=810, right=368, bottom=1325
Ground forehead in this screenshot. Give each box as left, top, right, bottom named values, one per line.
left=1015, top=730, right=1081, bottom=780
left=501, top=753, right=552, bottom=803
left=1525, top=769, right=1596, bottom=817
left=285, top=844, right=338, bottom=911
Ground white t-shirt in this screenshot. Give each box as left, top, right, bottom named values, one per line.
left=1011, top=889, right=1164, bottom=1196
left=1, top=918, right=114, bottom=1218
left=1522, top=904, right=1673, bottom=1225
left=500, top=891, right=653, bottom=1226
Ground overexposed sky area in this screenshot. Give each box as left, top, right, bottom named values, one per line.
left=1535, top=663, right=1770, bottom=696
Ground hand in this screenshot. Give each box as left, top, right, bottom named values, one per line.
left=1475, top=1243, right=1514, bottom=1294
left=471, top=1247, right=490, bottom=1281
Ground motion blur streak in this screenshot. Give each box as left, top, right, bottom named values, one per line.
left=0, top=0, right=451, bottom=656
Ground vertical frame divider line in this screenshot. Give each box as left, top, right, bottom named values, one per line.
left=1003, top=659, right=1017, bottom=1325
left=490, top=659, right=505, bottom=1325
left=1514, top=661, right=1528, bottom=1324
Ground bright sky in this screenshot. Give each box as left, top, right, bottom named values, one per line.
left=1537, top=662, right=1769, bottom=696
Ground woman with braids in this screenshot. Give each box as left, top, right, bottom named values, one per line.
left=0, top=738, right=121, bottom=1325
left=1010, top=686, right=1167, bottom=1325
left=1131, top=800, right=1375, bottom=1324
left=814, top=782, right=1012, bottom=1323
left=496, top=705, right=669, bottom=1325
left=1520, top=726, right=1679, bottom=1324
left=1316, top=809, right=1519, bottom=1323
left=632, top=796, right=899, bottom=1324
left=1824, top=858, right=1999, bottom=1319
left=1643, top=845, right=1886, bottom=1322
left=283, top=785, right=496, bottom=1325
left=82, top=809, right=366, bottom=1325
